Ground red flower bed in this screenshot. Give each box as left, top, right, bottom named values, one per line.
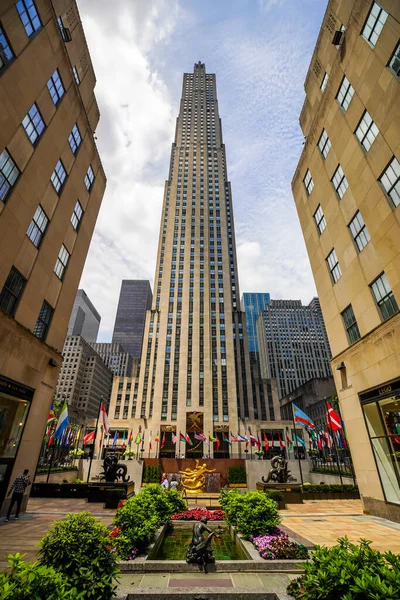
left=172, top=508, right=224, bottom=521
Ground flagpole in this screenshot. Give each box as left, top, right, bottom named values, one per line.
left=87, top=397, right=102, bottom=484
left=325, top=398, right=343, bottom=485
left=248, top=426, right=253, bottom=460
left=291, top=401, right=304, bottom=485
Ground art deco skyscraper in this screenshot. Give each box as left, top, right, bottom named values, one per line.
left=133, top=62, right=258, bottom=454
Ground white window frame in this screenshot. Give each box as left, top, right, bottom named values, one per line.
left=362, top=2, right=388, bottom=48
left=314, top=205, right=326, bottom=235
left=336, top=76, right=354, bottom=112
left=355, top=110, right=379, bottom=152
left=327, top=249, right=342, bottom=283
left=331, top=164, right=348, bottom=199
left=379, top=157, right=400, bottom=208
left=349, top=211, right=370, bottom=252
left=303, top=169, right=314, bottom=195
left=318, top=129, right=331, bottom=159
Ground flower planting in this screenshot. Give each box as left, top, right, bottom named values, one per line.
left=252, top=529, right=308, bottom=560
left=172, top=507, right=224, bottom=521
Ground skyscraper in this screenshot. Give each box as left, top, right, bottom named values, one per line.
left=0, top=0, right=106, bottom=515
left=67, top=289, right=101, bottom=342
left=112, top=280, right=152, bottom=360
left=89, top=342, right=133, bottom=378
left=257, top=299, right=332, bottom=399
left=241, top=293, right=270, bottom=353
left=292, top=0, right=400, bottom=520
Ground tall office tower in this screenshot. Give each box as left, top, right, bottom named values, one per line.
left=56, top=336, right=113, bottom=421
left=112, top=280, right=152, bottom=360
left=67, top=289, right=101, bottom=342
left=292, top=0, right=400, bottom=520
left=128, top=62, right=255, bottom=457
left=0, top=0, right=106, bottom=515
left=257, top=299, right=332, bottom=399
left=90, top=342, right=133, bottom=378
left=241, top=293, right=278, bottom=421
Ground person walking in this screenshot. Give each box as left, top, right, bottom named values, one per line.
left=5, top=469, right=31, bottom=521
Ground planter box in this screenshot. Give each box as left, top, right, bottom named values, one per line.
left=31, top=483, right=89, bottom=498
left=87, top=482, right=135, bottom=505
left=303, top=491, right=360, bottom=500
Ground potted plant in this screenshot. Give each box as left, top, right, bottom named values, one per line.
left=255, top=450, right=264, bottom=460
left=123, top=450, right=135, bottom=461
left=69, top=448, right=84, bottom=460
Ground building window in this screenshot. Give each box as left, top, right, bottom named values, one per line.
left=34, top=301, right=53, bottom=341
left=318, top=129, right=331, bottom=159
left=72, top=66, right=80, bottom=85
left=388, top=43, right=400, bottom=79
left=314, top=205, right=326, bottom=234
left=342, top=305, right=361, bottom=344
left=362, top=394, right=400, bottom=505
left=303, top=169, right=314, bottom=195
left=54, top=244, right=70, bottom=280
left=47, top=69, right=65, bottom=105
left=27, top=204, right=48, bottom=247
left=336, top=76, right=354, bottom=112
left=16, top=0, right=41, bottom=37
left=0, top=26, right=14, bottom=72
left=68, top=124, right=82, bottom=155
left=355, top=110, right=379, bottom=151
left=349, top=211, right=370, bottom=252
left=331, top=164, right=348, bottom=199
left=326, top=249, right=342, bottom=283
left=71, top=200, right=83, bottom=230
left=51, top=159, right=67, bottom=194
left=22, top=102, right=45, bottom=145
left=0, top=267, right=26, bottom=317
left=0, top=149, right=20, bottom=203
left=362, top=2, right=388, bottom=48
left=84, top=165, right=95, bottom=191
left=379, top=157, right=400, bottom=208
left=320, top=72, right=329, bottom=92
left=370, top=273, right=398, bottom=321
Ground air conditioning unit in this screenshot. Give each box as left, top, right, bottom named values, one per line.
left=62, top=27, right=72, bottom=42
left=332, top=30, right=344, bottom=46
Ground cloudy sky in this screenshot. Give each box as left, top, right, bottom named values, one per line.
left=77, top=0, right=327, bottom=342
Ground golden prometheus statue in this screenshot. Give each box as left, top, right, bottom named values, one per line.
left=179, top=459, right=216, bottom=494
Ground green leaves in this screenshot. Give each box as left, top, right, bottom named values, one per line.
left=287, top=537, right=400, bottom=600
left=227, top=466, right=247, bottom=484
left=219, top=490, right=280, bottom=539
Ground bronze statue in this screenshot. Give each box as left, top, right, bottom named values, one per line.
left=100, top=453, right=130, bottom=483
left=179, top=459, right=216, bottom=493
left=262, top=455, right=291, bottom=484
left=186, top=517, right=220, bottom=572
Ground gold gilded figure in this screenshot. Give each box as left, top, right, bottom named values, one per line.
left=179, top=459, right=216, bottom=493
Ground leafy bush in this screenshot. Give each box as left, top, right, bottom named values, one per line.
left=287, top=537, right=400, bottom=600
left=263, top=489, right=284, bottom=502
left=140, top=484, right=187, bottom=522
left=227, top=465, right=247, bottom=484
left=172, top=508, right=224, bottom=521
left=142, top=465, right=162, bottom=483
left=220, top=490, right=280, bottom=539
left=39, top=512, right=119, bottom=600
left=112, top=493, right=159, bottom=558
left=311, top=467, right=351, bottom=477
left=302, top=484, right=359, bottom=494
left=252, top=530, right=308, bottom=560
left=0, top=553, right=83, bottom=600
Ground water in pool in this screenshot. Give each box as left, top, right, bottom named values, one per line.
left=155, top=524, right=248, bottom=561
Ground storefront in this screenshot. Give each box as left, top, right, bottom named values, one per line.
left=0, top=375, right=33, bottom=508
left=360, top=378, right=400, bottom=507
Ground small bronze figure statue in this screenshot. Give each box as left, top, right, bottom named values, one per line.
left=262, top=455, right=291, bottom=484
left=186, top=517, right=220, bottom=573
left=100, top=453, right=130, bottom=483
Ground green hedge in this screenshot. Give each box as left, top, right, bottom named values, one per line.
left=302, top=484, right=359, bottom=493
left=142, top=465, right=162, bottom=483
left=312, top=467, right=352, bottom=477
left=36, top=466, right=78, bottom=474
left=227, top=465, right=247, bottom=484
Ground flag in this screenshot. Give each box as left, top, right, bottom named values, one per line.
left=194, top=430, right=207, bottom=441
left=215, top=434, right=221, bottom=452
left=295, top=434, right=305, bottom=446
left=134, top=433, right=141, bottom=445
left=209, top=432, right=217, bottom=442
left=83, top=430, right=95, bottom=447
left=48, top=434, right=54, bottom=447
left=238, top=433, right=248, bottom=442
left=286, top=434, right=292, bottom=451
left=112, top=431, right=118, bottom=448
left=180, top=432, right=187, bottom=443
left=223, top=434, right=231, bottom=446
left=172, top=433, right=178, bottom=444
left=149, top=431, right=152, bottom=451
left=100, top=402, right=110, bottom=435
left=263, top=432, right=269, bottom=450
left=293, top=403, right=315, bottom=430
left=185, top=432, right=193, bottom=445
left=326, top=403, right=342, bottom=431
left=128, top=430, right=133, bottom=447
left=47, top=403, right=55, bottom=427
left=230, top=432, right=239, bottom=442
left=249, top=433, right=260, bottom=447
left=278, top=433, right=285, bottom=450
left=54, top=400, right=68, bottom=440
left=161, top=433, right=166, bottom=448
left=154, top=432, right=160, bottom=443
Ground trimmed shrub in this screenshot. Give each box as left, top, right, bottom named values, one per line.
left=39, top=512, right=119, bottom=600
left=0, top=553, right=83, bottom=600
left=142, top=465, right=162, bottom=483
left=302, top=484, right=358, bottom=494
left=220, top=490, right=280, bottom=539
left=227, top=465, right=247, bottom=484
left=112, top=493, right=159, bottom=558
left=287, top=537, right=400, bottom=599
left=140, top=484, right=187, bottom=523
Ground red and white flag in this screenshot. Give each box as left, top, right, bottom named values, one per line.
left=100, top=402, right=110, bottom=435
left=327, top=403, right=342, bottom=431
left=83, top=430, right=95, bottom=447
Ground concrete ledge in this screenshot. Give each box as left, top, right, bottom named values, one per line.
left=118, top=589, right=290, bottom=600
left=119, top=559, right=306, bottom=573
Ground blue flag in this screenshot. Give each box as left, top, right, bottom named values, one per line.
left=112, top=431, right=117, bottom=448
left=54, top=400, right=68, bottom=440
left=293, top=404, right=315, bottom=430
left=295, top=434, right=305, bottom=446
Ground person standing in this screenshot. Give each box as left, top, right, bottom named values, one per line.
left=5, top=469, right=31, bottom=521
left=161, top=473, right=169, bottom=490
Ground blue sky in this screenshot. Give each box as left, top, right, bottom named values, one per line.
left=78, top=0, right=327, bottom=341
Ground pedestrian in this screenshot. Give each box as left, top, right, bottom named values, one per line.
left=161, top=473, right=169, bottom=490
left=170, top=475, right=178, bottom=491
left=5, top=469, right=31, bottom=522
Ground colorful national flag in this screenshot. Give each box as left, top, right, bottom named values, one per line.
left=209, top=432, right=217, bottom=442
left=128, top=430, right=133, bottom=446
left=230, top=432, right=239, bottom=442
left=223, top=434, right=231, bottom=446
left=172, top=433, right=178, bottom=445
left=112, top=431, right=118, bottom=448
left=47, top=403, right=55, bottom=427
left=263, top=432, right=269, bottom=450
left=149, top=431, right=152, bottom=450
left=249, top=433, right=261, bottom=448
left=134, top=433, right=141, bottom=445
left=215, top=434, right=221, bottom=452
left=154, top=432, right=160, bottom=443
left=185, top=432, right=193, bottom=445
left=295, top=434, right=305, bottom=446
left=326, top=403, right=342, bottom=431
left=286, top=434, right=292, bottom=451
left=278, top=433, right=285, bottom=450
left=161, top=433, right=166, bottom=448
left=83, top=430, right=95, bottom=447
left=237, top=433, right=248, bottom=442
left=194, top=430, right=207, bottom=442
left=54, top=400, right=69, bottom=439
left=180, top=432, right=187, bottom=443
left=100, top=402, right=110, bottom=435
left=293, top=404, right=315, bottom=430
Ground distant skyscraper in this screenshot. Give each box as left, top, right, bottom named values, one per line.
left=257, top=298, right=332, bottom=399
left=241, top=293, right=271, bottom=353
left=112, top=280, right=152, bottom=360
left=67, top=290, right=101, bottom=343
left=90, top=342, right=133, bottom=378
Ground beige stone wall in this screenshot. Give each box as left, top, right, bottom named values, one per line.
left=292, top=0, right=400, bottom=519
